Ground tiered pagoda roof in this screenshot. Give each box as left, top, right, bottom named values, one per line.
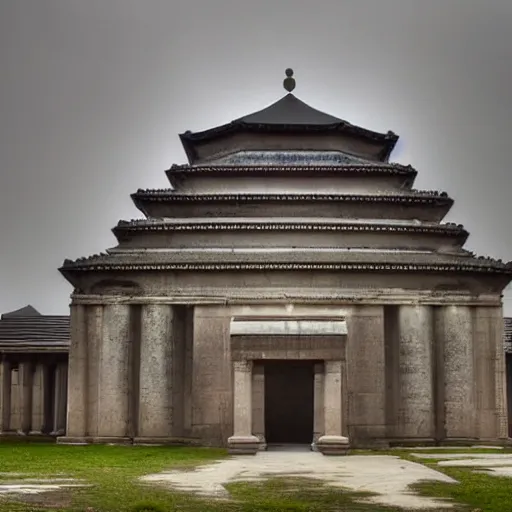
left=60, top=69, right=512, bottom=286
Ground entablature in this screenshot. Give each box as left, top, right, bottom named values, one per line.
left=69, top=288, right=503, bottom=307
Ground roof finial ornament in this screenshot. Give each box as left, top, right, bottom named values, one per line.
left=283, top=68, right=296, bottom=93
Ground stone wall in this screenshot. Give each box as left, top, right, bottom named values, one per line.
left=58, top=297, right=510, bottom=448
left=63, top=304, right=189, bottom=443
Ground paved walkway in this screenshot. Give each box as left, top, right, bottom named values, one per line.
left=141, top=448, right=457, bottom=510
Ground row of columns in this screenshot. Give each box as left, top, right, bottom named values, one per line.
left=65, top=303, right=178, bottom=441
left=0, top=359, right=67, bottom=435
left=61, top=301, right=507, bottom=447
left=394, top=304, right=506, bottom=441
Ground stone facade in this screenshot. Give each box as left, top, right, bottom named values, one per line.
left=4, top=71, right=512, bottom=453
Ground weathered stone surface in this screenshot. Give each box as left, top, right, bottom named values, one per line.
left=251, top=363, right=266, bottom=450
left=0, top=360, right=11, bottom=433
left=346, top=307, right=386, bottom=443
left=396, top=305, right=434, bottom=439
left=65, top=304, right=87, bottom=438
left=138, top=304, right=174, bottom=438
left=439, top=306, right=477, bottom=439
left=191, top=306, right=232, bottom=445
left=97, top=304, right=132, bottom=438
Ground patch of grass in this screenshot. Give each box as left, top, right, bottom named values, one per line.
left=0, top=443, right=443, bottom=512
left=412, top=466, right=512, bottom=512
left=0, top=443, right=227, bottom=512
left=2, top=442, right=511, bottom=511
left=226, top=477, right=411, bottom=511
left=387, top=449, right=512, bottom=512
left=351, top=447, right=512, bottom=457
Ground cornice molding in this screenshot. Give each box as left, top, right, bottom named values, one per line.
left=61, top=261, right=512, bottom=274
left=166, top=163, right=417, bottom=176
left=113, top=220, right=467, bottom=237
left=131, top=191, right=453, bottom=206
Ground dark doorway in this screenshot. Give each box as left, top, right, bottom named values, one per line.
left=264, top=360, right=314, bottom=444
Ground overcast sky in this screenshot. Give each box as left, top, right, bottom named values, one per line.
left=1, top=0, right=512, bottom=315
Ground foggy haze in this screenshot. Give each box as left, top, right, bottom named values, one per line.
left=1, top=0, right=512, bottom=315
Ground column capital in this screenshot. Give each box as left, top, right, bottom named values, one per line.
left=233, top=360, right=253, bottom=373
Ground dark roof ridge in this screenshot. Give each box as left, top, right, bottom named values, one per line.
left=1, top=305, right=41, bottom=318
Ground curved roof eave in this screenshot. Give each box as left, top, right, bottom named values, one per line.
left=179, top=94, right=399, bottom=164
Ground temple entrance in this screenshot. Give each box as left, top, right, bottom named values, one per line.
left=264, top=360, right=314, bottom=444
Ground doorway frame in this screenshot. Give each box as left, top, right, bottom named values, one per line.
left=228, top=317, right=349, bottom=455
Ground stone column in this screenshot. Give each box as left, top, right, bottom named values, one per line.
left=312, top=362, right=325, bottom=451
left=18, top=361, right=34, bottom=434
left=0, top=359, right=11, bottom=433
left=40, top=364, right=53, bottom=434
left=97, top=304, right=131, bottom=441
left=136, top=304, right=174, bottom=440
left=473, top=306, right=507, bottom=440
left=60, top=304, right=88, bottom=442
left=346, top=306, right=386, bottom=443
left=251, top=363, right=266, bottom=450
left=86, top=305, right=103, bottom=439
left=440, top=305, right=476, bottom=439
left=397, top=305, right=435, bottom=440
left=192, top=306, right=232, bottom=445
left=227, top=360, right=259, bottom=454
left=52, top=362, right=68, bottom=435
left=492, top=309, right=509, bottom=440
left=317, top=360, right=349, bottom=455
left=31, top=363, right=52, bottom=434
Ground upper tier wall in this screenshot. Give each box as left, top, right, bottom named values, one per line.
left=168, top=175, right=410, bottom=194
left=133, top=195, right=452, bottom=223
left=184, top=131, right=392, bottom=164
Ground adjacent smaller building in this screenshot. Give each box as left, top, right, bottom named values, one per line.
left=0, top=306, right=68, bottom=436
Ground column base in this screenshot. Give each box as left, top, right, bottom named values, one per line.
left=57, top=436, right=132, bottom=445
left=311, top=433, right=322, bottom=452
left=57, top=436, right=92, bottom=445
left=254, top=434, right=267, bottom=451
left=133, top=437, right=202, bottom=446
left=227, top=435, right=260, bottom=455
left=316, top=435, right=350, bottom=456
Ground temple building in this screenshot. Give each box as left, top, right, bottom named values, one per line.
left=1, top=70, right=512, bottom=453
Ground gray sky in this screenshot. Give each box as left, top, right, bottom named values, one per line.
left=1, top=0, right=512, bottom=315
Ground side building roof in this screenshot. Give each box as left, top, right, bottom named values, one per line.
left=0, top=306, right=70, bottom=353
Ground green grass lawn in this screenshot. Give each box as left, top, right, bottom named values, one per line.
left=0, top=441, right=511, bottom=512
